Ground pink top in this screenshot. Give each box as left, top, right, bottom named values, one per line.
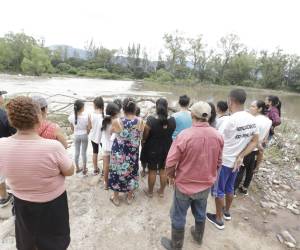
left=166, top=122, right=224, bottom=195
left=38, top=120, right=58, bottom=139
left=0, top=137, right=73, bottom=202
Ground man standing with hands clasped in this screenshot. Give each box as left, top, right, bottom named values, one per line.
left=0, top=90, right=16, bottom=208
left=207, top=89, right=259, bottom=229
left=161, top=101, right=224, bottom=250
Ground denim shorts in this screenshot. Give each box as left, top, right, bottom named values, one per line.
left=211, top=165, right=238, bottom=198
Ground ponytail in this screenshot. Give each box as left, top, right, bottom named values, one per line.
left=156, top=98, right=168, bottom=127
left=74, top=100, right=84, bottom=125
left=256, top=100, right=268, bottom=115
left=277, top=100, right=282, bottom=117
left=123, top=97, right=136, bottom=114
left=101, top=102, right=120, bottom=131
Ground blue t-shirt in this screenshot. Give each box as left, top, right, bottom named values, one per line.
left=172, top=111, right=192, bottom=140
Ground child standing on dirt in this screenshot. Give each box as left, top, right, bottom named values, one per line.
left=90, top=97, right=104, bottom=175
left=68, top=100, right=91, bottom=175
left=101, top=102, right=120, bottom=189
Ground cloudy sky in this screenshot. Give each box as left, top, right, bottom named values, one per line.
left=1, top=0, right=299, bottom=58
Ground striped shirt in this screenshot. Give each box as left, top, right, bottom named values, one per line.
left=0, top=137, right=73, bottom=202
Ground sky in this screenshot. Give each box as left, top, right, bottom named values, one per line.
left=0, top=0, right=299, bottom=59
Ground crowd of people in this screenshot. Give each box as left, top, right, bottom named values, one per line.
left=0, top=88, right=282, bottom=250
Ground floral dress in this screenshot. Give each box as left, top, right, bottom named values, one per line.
left=109, top=117, right=143, bottom=192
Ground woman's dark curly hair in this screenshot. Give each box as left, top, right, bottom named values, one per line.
left=6, top=96, right=41, bottom=130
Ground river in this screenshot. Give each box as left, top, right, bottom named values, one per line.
left=1, top=74, right=300, bottom=121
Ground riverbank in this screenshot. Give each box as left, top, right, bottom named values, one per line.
left=0, top=119, right=299, bottom=249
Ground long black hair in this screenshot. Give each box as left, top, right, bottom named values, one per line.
left=255, top=100, right=268, bottom=115
left=122, top=97, right=136, bottom=114
left=268, top=95, right=281, bottom=117
left=93, top=96, right=104, bottom=117
left=156, top=98, right=168, bottom=127
left=101, top=102, right=120, bottom=131
left=113, top=98, right=123, bottom=111
left=74, top=100, right=84, bottom=125
left=208, top=102, right=217, bottom=126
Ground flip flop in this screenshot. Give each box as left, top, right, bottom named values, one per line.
left=127, top=193, right=135, bottom=205
left=143, top=189, right=153, bottom=198
left=110, top=196, right=120, bottom=207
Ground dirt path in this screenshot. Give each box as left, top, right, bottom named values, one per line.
left=1, top=170, right=285, bottom=250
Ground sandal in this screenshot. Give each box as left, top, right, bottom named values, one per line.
left=82, top=168, right=88, bottom=176
left=110, top=196, right=120, bottom=207
left=93, top=167, right=100, bottom=175
left=127, top=193, right=135, bottom=205
left=143, top=189, right=153, bottom=198
left=76, top=168, right=83, bottom=174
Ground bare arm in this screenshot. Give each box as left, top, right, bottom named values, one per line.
left=111, top=118, right=122, bottom=134
left=142, top=124, right=150, bottom=144
left=233, top=134, right=259, bottom=171
left=61, top=164, right=75, bottom=176
left=55, top=127, right=68, bottom=149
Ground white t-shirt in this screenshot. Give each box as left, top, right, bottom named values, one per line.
left=89, top=113, right=103, bottom=144
left=219, top=111, right=258, bottom=168
left=255, top=114, right=272, bottom=144
left=101, top=124, right=114, bottom=152
left=215, top=115, right=229, bottom=130
left=68, top=113, right=89, bottom=136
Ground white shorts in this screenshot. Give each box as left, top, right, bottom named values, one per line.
left=102, top=151, right=111, bottom=157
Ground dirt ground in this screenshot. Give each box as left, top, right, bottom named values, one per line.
left=0, top=167, right=288, bottom=250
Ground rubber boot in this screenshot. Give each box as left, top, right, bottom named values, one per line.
left=161, top=227, right=185, bottom=250
left=191, top=221, right=205, bottom=245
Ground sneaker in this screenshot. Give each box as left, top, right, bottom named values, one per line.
left=222, top=208, right=231, bottom=221
left=233, top=190, right=237, bottom=198
left=0, top=193, right=13, bottom=208
left=239, top=187, right=249, bottom=196
left=206, top=213, right=225, bottom=230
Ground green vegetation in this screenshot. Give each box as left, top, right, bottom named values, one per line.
left=1, top=31, right=300, bottom=92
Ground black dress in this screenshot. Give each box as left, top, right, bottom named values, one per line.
left=141, top=115, right=176, bottom=170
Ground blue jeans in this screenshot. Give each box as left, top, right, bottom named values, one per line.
left=170, top=187, right=210, bottom=230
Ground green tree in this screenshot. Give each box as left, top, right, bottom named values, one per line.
left=21, top=46, right=53, bottom=75
left=217, top=34, right=244, bottom=83
left=224, top=52, right=257, bottom=85
left=258, top=49, right=287, bottom=89
left=4, top=32, right=37, bottom=71
left=163, top=30, right=187, bottom=74
left=0, top=38, right=14, bottom=70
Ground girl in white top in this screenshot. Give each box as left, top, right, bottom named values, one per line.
left=89, top=97, right=104, bottom=175
left=101, top=102, right=120, bottom=189
left=68, top=100, right=90, bottom=175
left=250, top=100, right=272, bottom=167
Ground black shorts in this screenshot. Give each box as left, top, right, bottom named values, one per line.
left=14, top=191, right=70, bottom=250
left=91, top=141, right=99, bottom=154
left=146, top=163, right=166, bottom=171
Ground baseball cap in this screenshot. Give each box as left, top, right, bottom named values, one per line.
left=190, top=101, right=211, bottom=119
left=0, top=90, right=7, bottom=95
left=32, top=96, right=48, bottom=109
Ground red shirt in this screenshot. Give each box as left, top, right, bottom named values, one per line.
left=38, top=120, right=58, bottom=140
left=166, top=122, right=223, bottom=195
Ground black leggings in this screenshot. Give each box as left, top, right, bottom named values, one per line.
left=14, top=191, right=70, bottom=250
left=234, top=150, right=258, bottom=190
